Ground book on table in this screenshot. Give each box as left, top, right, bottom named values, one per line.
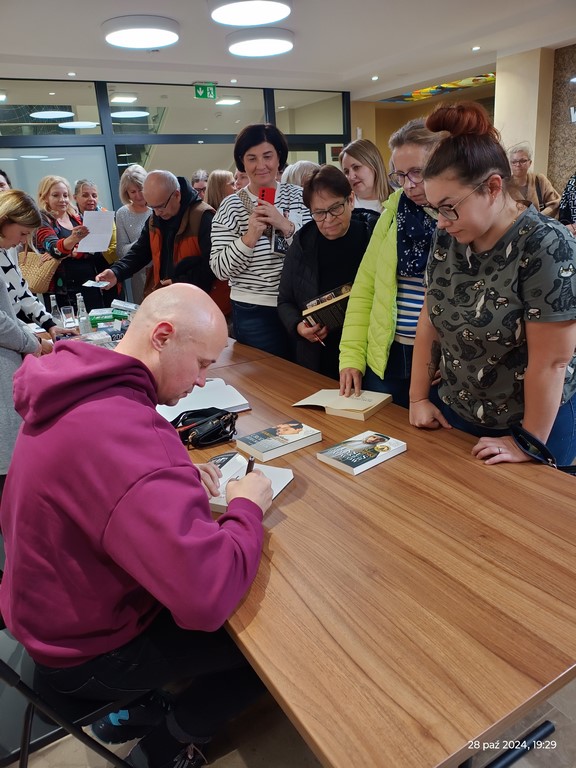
left=208, top=451, right=294, bottom=513
left=317, top=430, right=406, bottom=475
left=301, top=283, right=352, bottom=331
left=235, top=420, right=322, bottom=462
left=293, top=389, right=392, bottom=420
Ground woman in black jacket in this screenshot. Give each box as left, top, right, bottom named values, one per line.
left=278, top=165, right=379, bottom=379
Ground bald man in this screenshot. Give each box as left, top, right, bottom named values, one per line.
left=97, top=169, right=217, bottom=306
left=0, top=284, right=272, bottom=768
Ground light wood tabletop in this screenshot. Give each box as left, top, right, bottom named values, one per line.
left=193, top=344, right=576, bottom=768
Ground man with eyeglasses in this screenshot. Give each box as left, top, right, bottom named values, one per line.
left=96, top=170, right=217, bottom=303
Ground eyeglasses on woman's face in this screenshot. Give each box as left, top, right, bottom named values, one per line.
left=310, top=199, right=347, bottom=222
left=426, top=180, right=488, bottom=222
left=510, top=158, right=531, bottom=166
left=388, top=169, right=424, bottom=188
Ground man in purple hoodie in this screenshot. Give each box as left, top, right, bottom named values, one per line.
left=0, top=283, right=272, bottom=768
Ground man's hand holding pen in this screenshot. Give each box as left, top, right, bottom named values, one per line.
left=298, top=318, right=328, bottom=347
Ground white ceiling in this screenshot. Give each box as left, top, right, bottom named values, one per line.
left=1, top=0, right=575, bottom=101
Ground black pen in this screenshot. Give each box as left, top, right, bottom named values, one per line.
left=245, top=456, right=255, bottom=475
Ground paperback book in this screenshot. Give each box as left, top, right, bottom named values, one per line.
left=317, top=430, right=406, bottom=475
left=235, top=420, right=322, bottom=462
left=293, top=389, right=392, bottom=420
left=301, top=283, right=352, bottom=331
left=208, top=451, right=294, bottom=513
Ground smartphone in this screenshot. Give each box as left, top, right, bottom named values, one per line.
left=258, top=187, right=275, bottom=205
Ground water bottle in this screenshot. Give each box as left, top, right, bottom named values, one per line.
left=49, top=294, right=62, bottom=324
left=76, top=293, right=91, bottom=335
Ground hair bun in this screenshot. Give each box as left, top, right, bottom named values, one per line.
left=426, top=101, right=499, bottom=141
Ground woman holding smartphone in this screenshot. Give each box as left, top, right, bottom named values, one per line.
left=210, top=124, right=311, bottom=358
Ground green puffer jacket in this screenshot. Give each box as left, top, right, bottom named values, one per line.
left=339, top=189, right=402, bottom=377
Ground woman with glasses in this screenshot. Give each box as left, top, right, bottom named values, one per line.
left=409, top=101, right=576, bottom=466
left=278, top=165, right=379, bottom=379
left=339, top=139, right=390, bottom=214
left=339, top=119, right=443, bottom=407
left=507, top=142, right=560, bottom=218
left=210, top=124, right=311, bottom=358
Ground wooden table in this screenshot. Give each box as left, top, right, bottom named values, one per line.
left=194, top=344, right=576, bottom=768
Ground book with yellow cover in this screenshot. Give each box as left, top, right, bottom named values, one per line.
left=293, top=389, right=392, bottom=421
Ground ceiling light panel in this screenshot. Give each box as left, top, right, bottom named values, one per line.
left=227, top=27, right=294, bottom=56
left=209, top=0, right=291, bottom=26
left=102, top=16, right=179, bottom=49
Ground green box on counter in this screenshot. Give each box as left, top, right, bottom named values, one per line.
left=88, top=308, right=129, bottom=328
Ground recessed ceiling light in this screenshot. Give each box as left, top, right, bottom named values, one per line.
left=20, top=155, right=49, bottom=159
left=117, top=162, right=131, bottom=167
left=102, top=16, right=179, bottom=48
left=49, top=92, right=56, bottom=96
left=68, top=72, right=76, bottom=77
left=198, top=140, right=204, bottom=144
left=230, top=78, right=238, bottom=84
left=371, top=75, right=379, bottom=81
left=58, top=121, right=99, bottom=129
left=472, top=46, right=480, bottom=52
left=30, top=110, right=75, bottom=119
left=0, top=158, right=17, bottom=162
left=117, top=152, right=132, bottom=157
left=215, top=98, right=241, bottom=105
left=277, top=105, right=286, bottom=110
left=209, top=1, right=291, bottom=26
left=227, top=28, right=294, bottom=57
left=235, top=119, right=241, bottom=123
left=40, top=158, right=66, bottom=162
left=110, top=110, right=150, bottom=118
left=111, top=94, right=138, bottom=104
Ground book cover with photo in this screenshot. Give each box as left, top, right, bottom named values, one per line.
left=317, top=431, right=406, bottom=475
left=235, top=420, right=322, bottom=462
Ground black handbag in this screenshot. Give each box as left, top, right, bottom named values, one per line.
left=511, top=424, right=576, bottom=475
left=171, top=408, right=237, bottom=449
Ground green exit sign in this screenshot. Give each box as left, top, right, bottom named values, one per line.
left=194, top=84, right=217, bottom=100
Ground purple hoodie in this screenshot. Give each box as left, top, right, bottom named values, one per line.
left=0, top=341, right=263, bottom=667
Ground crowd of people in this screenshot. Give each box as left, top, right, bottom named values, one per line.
left=0, top=104, right=576, bottom=768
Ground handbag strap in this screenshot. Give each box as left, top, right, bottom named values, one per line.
left=510, top=424, right=576, bottom=474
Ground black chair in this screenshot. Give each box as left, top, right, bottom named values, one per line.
left=0, top=621, right=144, bottom=768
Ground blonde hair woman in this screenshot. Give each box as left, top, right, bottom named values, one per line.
left=507, top=142, right=560, bottom=218
left=205, top=169, right=235, bottom=211
left=117, top=164, right=151, bottom=304
left=36, top=175, right=106, bottom=311
left=339, top=139, right=390, bottom=213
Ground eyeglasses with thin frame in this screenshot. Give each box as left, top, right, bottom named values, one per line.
left=388, top=168, right=424, bottom=188
left=310, top=198, right=348, bottom=222
left=510, top=159, right=531, bottom=166
left=426, top=179, right=489, bottom=221
left=147, top=189, right=176, bottom=213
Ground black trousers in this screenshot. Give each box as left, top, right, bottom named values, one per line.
left=36, top=610, right=265, bottom=740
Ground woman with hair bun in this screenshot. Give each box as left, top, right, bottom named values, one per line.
left=409, top=101, right=576, bottom=465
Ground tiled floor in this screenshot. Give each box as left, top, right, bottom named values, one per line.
left=10, top=679, right=576, bottom=767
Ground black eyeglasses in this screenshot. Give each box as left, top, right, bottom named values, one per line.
left=426, top=180, right=488, bottom=221
left=147, top=189, right=176, bottom=213
left=310, top=199, right=348, bottom=222
left=510, top=159, right=530, bottom=166
left=388, top=169, right=424, bottom=188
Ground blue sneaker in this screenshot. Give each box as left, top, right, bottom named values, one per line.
left=91, top=693, right=170, bottom=744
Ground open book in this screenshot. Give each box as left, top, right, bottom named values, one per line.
left=157, top=378, right=250, bottom=422
left=293, top=389, right=392, bottom=421
left=208, top=451, right=294, bottom=512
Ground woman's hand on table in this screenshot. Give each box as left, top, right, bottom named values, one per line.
left=409, top=399, right=452, bottom=430
left=48, top=325, right=79, bottom=340
left=471, top=435, right=531, bottom=464
left=197, top=462, right=222, bottom=497
left=339, top=368, right=363, bottom=397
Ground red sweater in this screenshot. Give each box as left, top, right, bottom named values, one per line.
left=0, top=342, right=263, bottom=667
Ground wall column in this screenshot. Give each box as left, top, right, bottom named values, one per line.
left=494, top=48, right=554, bottom=172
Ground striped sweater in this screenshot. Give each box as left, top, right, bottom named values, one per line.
left=210, top=184, right=311, bottom=306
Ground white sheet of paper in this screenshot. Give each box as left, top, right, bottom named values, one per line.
left=78, top=210, right=114, bottom=252
left=82, top=280, right=110, bottom=288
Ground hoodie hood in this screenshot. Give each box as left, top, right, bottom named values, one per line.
left=13, top=341, right=157, bottom=429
